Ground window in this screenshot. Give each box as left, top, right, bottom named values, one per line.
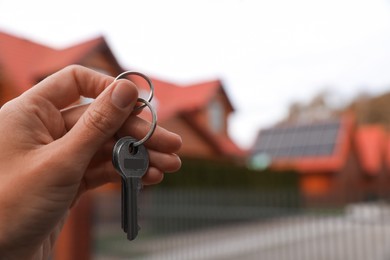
left=208, top=99, right=224, bottom=133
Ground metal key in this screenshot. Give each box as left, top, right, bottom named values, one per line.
left=113, top=136, right=149, bottom=240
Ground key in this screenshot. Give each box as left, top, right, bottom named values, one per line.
left=113, top=136, right=149, bottom=240
left=121, top=178, right=127, bottom=232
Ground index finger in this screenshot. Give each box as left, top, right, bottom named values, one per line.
left=23, top=65, right=115, bottom=109
left=61, top=104, right=182, bottom=154
left=118, top=115, right=182, bottom=153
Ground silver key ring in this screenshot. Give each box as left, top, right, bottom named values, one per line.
left=132, top=98, right=157, bottom=147
left=115, top=71, right=154, bottom=111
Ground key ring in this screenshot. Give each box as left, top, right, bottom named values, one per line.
left=132, top=97, right=157, bottom=147
left=115, top=71, right=154, bottom=111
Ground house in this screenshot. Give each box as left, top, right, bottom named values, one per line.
left=251, top=114, right=390, bottom=206
left=0, top=31, right=245, bottom=259
left=0, top=31, right=245, bottom=161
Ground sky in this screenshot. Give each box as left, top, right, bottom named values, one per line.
left=1, top=0, right=390, bottom=149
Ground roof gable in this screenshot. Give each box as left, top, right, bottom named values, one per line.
left=0, top=31, right=109, bottom=94
left=129, top=75, right=227, bottom=121
left=32, top=36, right=107, bottom=77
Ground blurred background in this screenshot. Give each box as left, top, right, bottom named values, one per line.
left=2, top=0, right=390, bottom=259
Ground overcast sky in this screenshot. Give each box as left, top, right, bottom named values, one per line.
left=1, top=0, right=390, bottom=148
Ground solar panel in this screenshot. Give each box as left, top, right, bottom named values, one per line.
left=252, top=120, right=341, bottom=159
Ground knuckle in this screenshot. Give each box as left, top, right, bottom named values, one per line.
left=83, top=107, right=114, bottom=136
left=4, top=97, right=39, bottom=116
left=0, top=99, right=16, bottom=113
left=63, top=64, right=83, bottom=73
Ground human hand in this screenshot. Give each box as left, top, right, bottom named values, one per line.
left=0, top=65, right=182, bottom=259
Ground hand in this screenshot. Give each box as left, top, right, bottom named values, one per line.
left=0, top=65, right=182, bottom=259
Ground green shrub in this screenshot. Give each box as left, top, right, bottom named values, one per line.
left=160, top=158, right=299, bottom=190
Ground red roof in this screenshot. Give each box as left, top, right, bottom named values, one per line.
left=0, top=31, right=107, bottom=94
left=0, top=31, right=52, bottom=92
left=33, top=37, right=106, bottom=77
left=214, top=134, right=247, bottom=157
left=130, top=76, right=223, bottom=121
left=355, top=125, right=386, bottom=175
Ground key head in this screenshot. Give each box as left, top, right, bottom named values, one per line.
left=113, top=137, right=149, bottom=178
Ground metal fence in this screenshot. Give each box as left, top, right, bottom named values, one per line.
left=93, top=187, right=390, bottom=260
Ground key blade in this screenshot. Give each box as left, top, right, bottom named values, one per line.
left=126, top=177, right=141, bottom=240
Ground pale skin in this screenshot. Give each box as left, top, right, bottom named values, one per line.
left=0, top=65, right=182, bottom=259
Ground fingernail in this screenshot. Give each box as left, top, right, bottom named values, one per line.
left=111, top=81, right=137, bottom=109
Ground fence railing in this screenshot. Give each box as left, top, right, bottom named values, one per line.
left=93, top=187, right=390, bottom=260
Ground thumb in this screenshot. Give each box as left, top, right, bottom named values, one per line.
left=60, top=79, right=138, bottom=163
